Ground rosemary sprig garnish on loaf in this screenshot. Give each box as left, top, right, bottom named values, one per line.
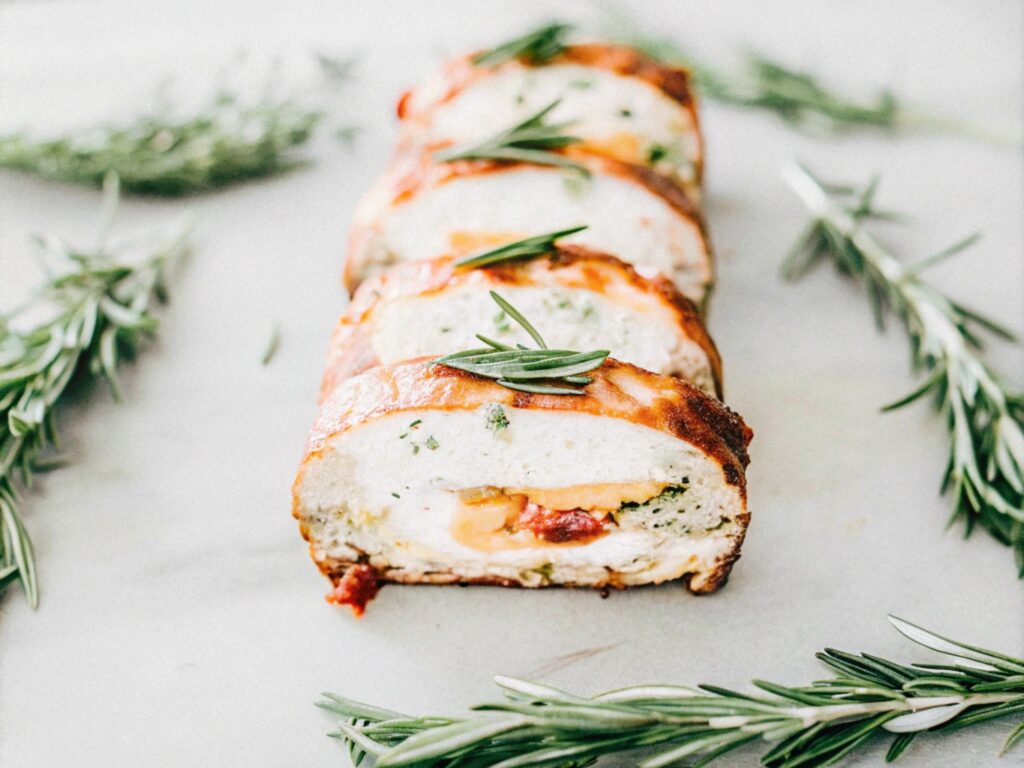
left=455, top=226, right=587, bottom=269
left=319, top=616, right=1024, bottom=767
left=432, top=100, right=590, bottom=176
left=0, top=175, right=192, bottom=606
left=431, top=291, right=608, bottom=395
left=783, top=163, right=1024, bottom=575
left=471, top=22, right=572, bottom=67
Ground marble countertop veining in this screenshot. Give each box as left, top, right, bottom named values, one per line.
left=1, top=1, right=1022, bottom=766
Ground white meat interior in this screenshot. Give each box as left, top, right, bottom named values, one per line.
left=365, top=284, right=717, bottom=394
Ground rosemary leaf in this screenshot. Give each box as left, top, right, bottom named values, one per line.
left=455, top=226, right=587, bottom=269
left=489, top=290, right=547, bottom=349
left=431, top=292, right=608, bottom=395
left=261, top=324, right=281, bottom=366
left=495, top=380, right=587, bottom=396
left=783, top=163, right=1024, bottom=575
left=433, top=100, right=590, bottom=176
left=320, top=616, right=1024, bottom=767
left=471, top=23, right=573, bottom=67
left=0, top=174, right=192, bottom=606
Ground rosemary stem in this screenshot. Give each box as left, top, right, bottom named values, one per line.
left=895, top=107, right=1024, bottom=148
left=784, top=163, right=1024, bottom=546
left=0, top=435, right=26, bottom=479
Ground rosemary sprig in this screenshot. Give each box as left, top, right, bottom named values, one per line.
left=471, top=23, right=572, bottom=67
left=0, top=56, right=357, bottom=196
left=0, top=175, right=192, bottom=606
left=431, top=291, right=608, bottom=395
left=640, top=40, right=900, bottom=134
left=433, top=100, right=590, bottom=176
left=783, top=163, right=1024, bottom=575
left=319, top=615, right=1024, bottom=767
left=600, top=10, right=1021, bottom=144
left=455, top=226, right=587, bottom=269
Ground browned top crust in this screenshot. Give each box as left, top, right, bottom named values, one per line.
left=304, top=359, right=752, bottom=496
left=396, top=43, right=696, bottom=119
left=322, top=245, right=723, bottom=400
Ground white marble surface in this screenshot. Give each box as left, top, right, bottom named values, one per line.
left=1, top=1, right=1022, bottom=766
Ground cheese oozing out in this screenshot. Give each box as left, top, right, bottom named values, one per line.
left=405, top=64, right=700, bottom=188
left=297, top=406, right=745, bottom=591
left=353, top=166, right=711, bottom=304
left=364, top=284, right=718, bottom=395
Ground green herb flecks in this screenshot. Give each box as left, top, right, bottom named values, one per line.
left=784, top=163, right=1024, bottom=575
left=1, top=175, right=192, bottom=606
left=319, top=616, right=1024, bottom=767
left=471, top=23, right=572, bottom=67
left=433, top=100, right=590, bottom=176
left=432, top=291, right=608, bottom=396
left=455, top=226, right=587, bottom=269
left=484, top=404, right=509, bottom=432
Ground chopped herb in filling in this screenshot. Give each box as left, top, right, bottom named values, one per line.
left=485, top=403, right=510, bottom=432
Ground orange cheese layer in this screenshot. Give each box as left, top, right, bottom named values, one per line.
left=578, top=133, right=644, bottom=166
left=448, top=230, right=527, bottom=255
left=450, top=482, right=667, bottom=552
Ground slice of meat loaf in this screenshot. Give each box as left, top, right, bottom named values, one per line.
left=344, top=150, right=712, bottom=308
left=396, top=43, right=703, bottom=192
left=322, top=245, right=722, bottom=399
left=293, top=359, right=751, bottom=614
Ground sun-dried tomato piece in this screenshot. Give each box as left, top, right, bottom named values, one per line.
left=519, top=503, right=605, bottom=543
left=326, top=564, right=380, bottom=617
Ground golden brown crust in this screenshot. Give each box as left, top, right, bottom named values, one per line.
left=395, top=43, right=703, bottom=180
left=322, top=245, right=723, bottom=400
left=302, top=358, right=751, bottom=493
left=342, top=149, right=710, bottom=294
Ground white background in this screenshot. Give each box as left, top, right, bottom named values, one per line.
left=1, top=1, right=1022, bottom=766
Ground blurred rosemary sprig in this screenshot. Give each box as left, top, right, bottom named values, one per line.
left=783, top=163, right=1024, bottom=575
left=320, top=616, right=1024, bottom=767
left=433, top=100, right=590, bottom=176
left=471, top=22, right=572, bottom=67
left=0, top=175, right=192, bottom=606
left=455, top=226, right=587, bottom=269
left=0, top=93, right=322, bottom=197
left=0, top=94, right=320, bottom=196
left=593, top=10, right=1021, bottom=144
left=618, top=30, right=902, bottom=134
left=0, top=55, right=357, bottom=196
left=432, top=291, right=608, bottom=395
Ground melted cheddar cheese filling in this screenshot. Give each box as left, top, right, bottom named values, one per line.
left=451, top=482, right=668, bottom=552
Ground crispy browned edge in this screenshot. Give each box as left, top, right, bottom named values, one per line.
left=293, top=358, right=752, bottom=596
left=342, top=150, right=712, bottom=296
left=323, top=244, right=723, bottom=401
left=395, top=42, right=704, bottom=181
